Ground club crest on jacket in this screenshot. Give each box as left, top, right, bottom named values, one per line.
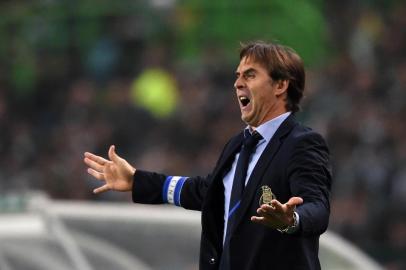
left=259, top=185, right=276, bottom=206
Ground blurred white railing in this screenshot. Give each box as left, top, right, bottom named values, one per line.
left=0, top=192, right=383, bottom=270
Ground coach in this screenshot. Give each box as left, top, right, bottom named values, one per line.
left=84, top=41, right=332, bottom=270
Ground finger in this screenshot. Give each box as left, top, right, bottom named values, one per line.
left=257, top=206, right=276, bottom=219
left=87, top=168, right=105, bottom=181
left=259, top=204, right=275, bottom=212
left=108, top=145, right=120, bottom=163
left=286, top=197, right=303, bottom=209
left=251, top=216, right=265, bottom=223
left=268, top=200, right=284, bottom=212
left=257, top=207, right=267, bottom=215
left=84, top=152, right=109, bottom=165
left=251, top=216, right=274, bottom=227
left=93, top=184, right=110, bottom=194
left=261, top=200, right=282, bottom=213
left=258, top=205, right=272, bottom=213
left=84, top=157, right=104, bottom=172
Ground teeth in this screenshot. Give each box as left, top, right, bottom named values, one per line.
left=239, top=96, right=248, bottom=102
left=239, top=96, right=250, bottom=106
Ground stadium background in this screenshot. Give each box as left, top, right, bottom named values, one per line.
left=0, top=0, right=405, bottom=269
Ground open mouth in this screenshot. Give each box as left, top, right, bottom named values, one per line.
left=239, top=96, right=250, bottom=107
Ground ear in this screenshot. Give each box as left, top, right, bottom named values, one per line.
left=274, top=80, right=289, bottom=97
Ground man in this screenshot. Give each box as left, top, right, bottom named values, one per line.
left=84, top=41, right=332, bottom=270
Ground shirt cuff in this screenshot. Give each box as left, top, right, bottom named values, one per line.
left=162, top=176, right=188, bottom=206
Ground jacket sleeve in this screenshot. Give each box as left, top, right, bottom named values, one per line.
left=132, top=139, right=234, bottom=211
left=132, top=170, right=210, bottom=211
left=287, top=131, right=332, bottom=236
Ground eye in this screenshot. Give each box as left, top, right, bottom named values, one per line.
left=244, top=72, right=255, bottom=80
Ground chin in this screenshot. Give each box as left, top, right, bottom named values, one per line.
left=241, top=116, right=255, bottom=127
left=241, top=115, right=249, bottom=124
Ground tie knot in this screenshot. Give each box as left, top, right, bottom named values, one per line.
left=243, top=130, right=262, bottom=149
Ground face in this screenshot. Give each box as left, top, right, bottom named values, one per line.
left=234, top=57, right=288, bottom=128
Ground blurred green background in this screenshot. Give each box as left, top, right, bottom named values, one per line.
left=1, top=1, right=405, bottom=269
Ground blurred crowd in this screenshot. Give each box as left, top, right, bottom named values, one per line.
left=0, top=1, right=405, bottom=269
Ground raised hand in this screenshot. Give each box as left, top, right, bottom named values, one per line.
left=84, top=145, right=136, bottom=194
left=251, top=197, right=303, bottom=230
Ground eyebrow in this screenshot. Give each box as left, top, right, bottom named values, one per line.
left=235, top=68, right=257, bottom=77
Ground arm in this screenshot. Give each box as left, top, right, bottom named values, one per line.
left=287, top=132, right=332, bottom=235
left=132, top=170, right=210, bottom=210
left=83, top=145, right=211, bottom=211
left=251, top=131, right=332, bottom=235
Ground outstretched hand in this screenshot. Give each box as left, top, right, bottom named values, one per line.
left=251, top=197, right=303, bottom=230
left=84, top=145, right=136, bottom=194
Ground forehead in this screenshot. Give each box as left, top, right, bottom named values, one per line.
left=236, top=56, right=267, bottom=73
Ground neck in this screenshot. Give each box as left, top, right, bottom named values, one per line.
left=249, top=110, right=289, bottom=129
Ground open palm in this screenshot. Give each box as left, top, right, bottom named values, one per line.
left=84, top=145, right=136, bottom=194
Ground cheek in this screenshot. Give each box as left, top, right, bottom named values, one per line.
left=258, top=85, right=275, bottom=102
left=249, top=81, right=273, bottom=106
left=252, top=89, right=270, bottom=106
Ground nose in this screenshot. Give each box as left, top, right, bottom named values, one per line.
left=234, top=76, right=244, bottom=90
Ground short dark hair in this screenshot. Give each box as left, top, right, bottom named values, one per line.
left=239, top=41, right=305, bottom=113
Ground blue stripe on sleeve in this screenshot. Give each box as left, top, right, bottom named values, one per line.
left=162, top=176, right=172, bottom=203
left=174, top=177, right=187, bottom=206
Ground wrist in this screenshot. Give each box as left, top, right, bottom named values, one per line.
left=277, top=212, right=299, bottom=234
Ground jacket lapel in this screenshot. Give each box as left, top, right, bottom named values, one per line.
left=201, top=133, right=244, bottom=249
left=211, top=134, right=244, bottom=181
left=230, top=115, right=299, bottom=234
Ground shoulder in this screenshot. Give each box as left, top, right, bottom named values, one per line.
left=283, top=118, right=330, bottom=156
left=291, top=124, right=325, bottom=143
left=285, top=115, right=327, bottom=145
left=222, top=131, right=244, bottom=151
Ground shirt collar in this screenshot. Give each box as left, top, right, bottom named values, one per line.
left=245, top=111, right=291, bottom=144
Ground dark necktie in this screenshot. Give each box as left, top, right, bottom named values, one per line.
left=220, top=129, right=262, bottom=270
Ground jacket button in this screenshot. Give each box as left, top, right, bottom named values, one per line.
left=209, top=258, right=216, bottom=264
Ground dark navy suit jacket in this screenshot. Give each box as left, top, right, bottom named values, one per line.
left=132, top=115, right=332, bottom=270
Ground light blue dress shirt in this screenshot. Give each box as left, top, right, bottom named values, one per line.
left=222, top=112, right=292, bottom=243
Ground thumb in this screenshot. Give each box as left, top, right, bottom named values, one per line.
left=286, top=196, right=303, bottom=209
left=108, top=145, right=120, bottom=163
